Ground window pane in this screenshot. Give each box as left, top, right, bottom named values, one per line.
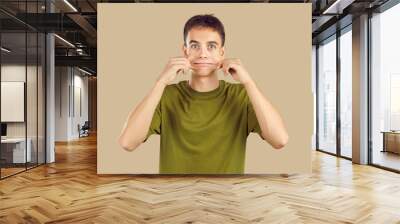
left=318, top=36, right=337, bottom=154
left=1, top=31, right=28, bottom=178
left=371, top=3, right=400, bottom=171
left=340, top=28, right=352, bottom=158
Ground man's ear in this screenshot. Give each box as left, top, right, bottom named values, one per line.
left=182, top=44, right=188, bottom=58
left=220, top=46, right=225, bottom=59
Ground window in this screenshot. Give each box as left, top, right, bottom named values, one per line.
left=339, top=27, right=352, bottom=158
left=370, top=2, right=400, bottom=171
left=317, top=35, right=337, bottom=154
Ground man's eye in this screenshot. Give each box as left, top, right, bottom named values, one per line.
left=190, top=45, right=199, bottom=49
left=208, top=45, right=216, bottom=49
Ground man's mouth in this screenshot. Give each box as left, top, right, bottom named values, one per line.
left=192, top=62, right=217, bottom=67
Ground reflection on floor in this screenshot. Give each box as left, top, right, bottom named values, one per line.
left=0, top=134, right=400, bottom=223
left=373, top=150, right=400, bottom=170
left=0, top=162, right=42, bottom=178
left=0, top=167, right=25, bottom=177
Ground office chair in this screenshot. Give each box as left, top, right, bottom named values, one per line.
left=79, top=121, right=90, bottom=138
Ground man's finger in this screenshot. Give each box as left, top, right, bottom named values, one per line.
left=177, top=61, right=192, bottom=74
left=219, top=63, right=226, bottom=74
left=170, top=58, right=190, bottom=63
left=223, top=66, right=229, bottom=76
left=171, top=57, right=188, bottom=60
left=170, top=59, right=189, bottom=64
left=225, top=64, right=236, bottom=75
left=172, top=64, right=187, bottom=72
left=171, top=61, right=190, bottom=66
left=227, top=64, right=236, bottom=72
left=171, top=56, right=187, bottom=59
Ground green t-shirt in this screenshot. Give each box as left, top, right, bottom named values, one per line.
left=143, top=79, right=263, bottom=174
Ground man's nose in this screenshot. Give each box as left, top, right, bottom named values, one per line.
left=199, top=46, right=208, bottom=58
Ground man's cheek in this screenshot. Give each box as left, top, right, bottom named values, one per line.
left=187, top=55, right=197, bottom=62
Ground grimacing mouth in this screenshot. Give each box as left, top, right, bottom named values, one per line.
left=193, top=62, right=215, bottom=64
left=192, top=61, right=220, bottom=67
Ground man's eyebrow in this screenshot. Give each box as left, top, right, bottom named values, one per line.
left=188, top=40, right=219, bottom=45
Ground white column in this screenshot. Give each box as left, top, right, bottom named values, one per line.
left=46, top=1, right=55, bottom=163
left=352, top=14, right=369, bottom=164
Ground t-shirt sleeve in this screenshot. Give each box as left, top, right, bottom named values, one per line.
left=143, top=100, right=162, bottom=143
left=247, top=96, right=264, bottom=140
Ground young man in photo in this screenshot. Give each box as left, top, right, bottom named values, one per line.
left=118, top=14, right=289, bottom=174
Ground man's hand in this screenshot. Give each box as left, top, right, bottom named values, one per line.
left=219, top=58, right=253, bottom=85
left=157, top=57, right=192, bottom=86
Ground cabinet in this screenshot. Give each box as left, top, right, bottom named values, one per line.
left=381, top=131, right=400, bottom=154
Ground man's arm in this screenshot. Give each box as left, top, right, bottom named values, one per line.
left=243, top=80, right=289, bottom=149
left=118, top=81, right=166, bottom=151
left=220, top=58, right=289, bottom=149
left=118, top=57, right=192, bottom=151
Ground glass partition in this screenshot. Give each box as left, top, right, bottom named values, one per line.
left=0, top=1, right=46, bottom=179
left=0, top=31, right=28, bottom=177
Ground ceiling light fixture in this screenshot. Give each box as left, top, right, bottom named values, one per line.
left=1, top=47, right=11, bottom=53
left=54, top=34, right=75, bottom=48
left=322, top=0, right=354, bottom=15
left=77, top=67, right=93, bottom=76
left=63, top=0, right=78, bottom=12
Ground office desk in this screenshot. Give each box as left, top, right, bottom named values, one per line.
left=381, top=131, right=400, bottom=154
left=1, top=138, right=32, bottom=163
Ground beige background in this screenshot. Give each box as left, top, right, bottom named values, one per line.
left=98, top=3, right=312, bottom=174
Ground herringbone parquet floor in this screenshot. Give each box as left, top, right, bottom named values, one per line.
left=1, top=133, right=400, bottom=223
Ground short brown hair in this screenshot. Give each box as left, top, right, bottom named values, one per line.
left=183, top=14, right=225, bottom=47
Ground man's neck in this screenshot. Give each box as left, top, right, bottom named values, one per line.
left=189, top=72, right=219, bottom=92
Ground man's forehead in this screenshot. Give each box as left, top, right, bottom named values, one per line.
left=186, top=28, right=222, bottom=45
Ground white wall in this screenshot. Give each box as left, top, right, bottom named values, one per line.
left=55, top=66, right=70, bottom=141
left=1, top=64, right=41, bottom=137
left=54, top=67, right=89, bottom=141
left=1, top=64, right=46, bottom=164
left=72, top=72, right=89, bottom=138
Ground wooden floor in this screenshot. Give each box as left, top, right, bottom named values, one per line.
left=1, top=134, right=400, bottom=223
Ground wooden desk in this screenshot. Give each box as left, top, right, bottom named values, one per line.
left=381, top=131, right=400, bottom=154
